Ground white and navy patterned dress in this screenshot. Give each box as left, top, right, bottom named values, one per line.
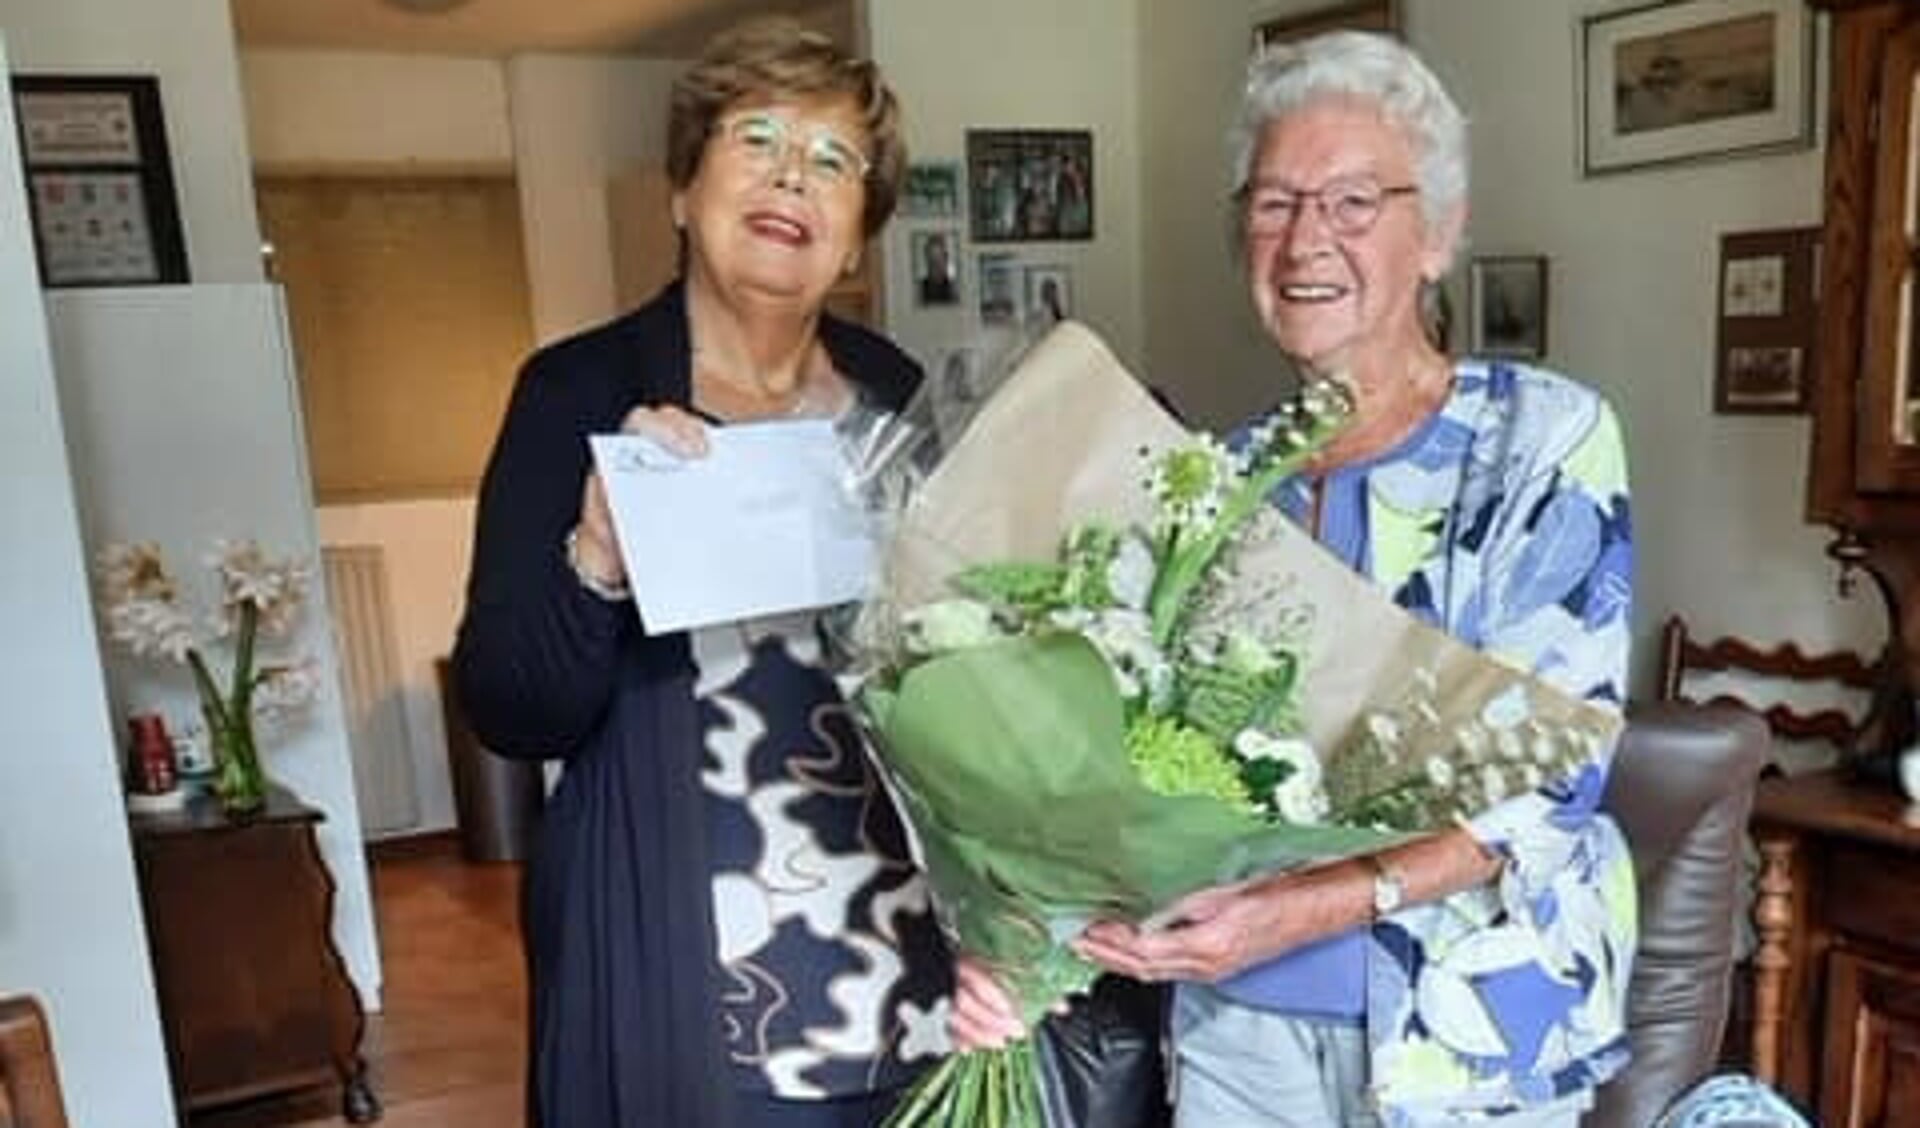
left=693, top=612, right=952, bottom=1100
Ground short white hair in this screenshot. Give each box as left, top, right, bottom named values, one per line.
left=1227, top=31, right=1469, bottom=229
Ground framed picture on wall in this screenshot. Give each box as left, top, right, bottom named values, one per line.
left=1579, top=0, right=1813, bottom=176
left=977, top=252, right=1019, bottom=325
left=902, top=162, right=962, bottom=219
left=1468, top=255, right=1548, bottom=359
left=9, top=74, right=190, bottom=287
left=966, top=130, right=1093, bottom=243
left=910, top=227, right=962, bottom=308
left=1714, top=225, right=1819, bottom=413
left=1252, top=0, right=1400, bottom=51
left=1024, top=264, right=1073, bottom=327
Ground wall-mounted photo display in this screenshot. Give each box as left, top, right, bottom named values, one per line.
left=1252, top=0, right=1399, bottom=51
left=10, top=74, right=190, bottom=287
left=966, top=129, right=1093, bottom=243
left=1024, top=264, right=1073, bottom=328
left=1579, top=0, right=1813, bottom=176
left=910, top=227, right=962, bottom=308
left=1714, top=225, right=1819, bottom=414
left=977, top=252, right=1019, bottom=325
left=901, top=162, right=962, bottom=219
left=1468, top=255, right=1548, bottom=360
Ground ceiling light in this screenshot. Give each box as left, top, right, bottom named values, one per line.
left=380, top=0, right=474, bottom=14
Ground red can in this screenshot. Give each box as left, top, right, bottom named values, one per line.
left=128, top=713, right=178, bottom=795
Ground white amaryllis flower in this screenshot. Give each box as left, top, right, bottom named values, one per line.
left=97, top=542, right=176, bottom=604
left=211, top=539, right=310, bottom=637
left=105, top=598, right=198, bottom=663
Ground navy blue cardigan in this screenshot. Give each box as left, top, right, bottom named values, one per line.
left=452, top=282, right=920, bottom=1127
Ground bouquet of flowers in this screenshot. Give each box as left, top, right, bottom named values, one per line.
left=95, top=539, right=320, bottom=813
left=843, top=326, right=1621, bottom=1125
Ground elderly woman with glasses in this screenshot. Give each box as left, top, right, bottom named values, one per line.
left=453, top=19, right=950, bottom=1128
left=956, top=31, right=1636, bottom=1128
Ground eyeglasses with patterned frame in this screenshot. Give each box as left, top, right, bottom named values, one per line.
left=714, top=110, right=872, bottom=190
left=1242, top=174, right=1420, bottom=238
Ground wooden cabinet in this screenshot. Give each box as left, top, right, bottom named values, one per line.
left=1749, top=772, right=1920, bottom=1123
left=130, top=793, right=377, bottom=1123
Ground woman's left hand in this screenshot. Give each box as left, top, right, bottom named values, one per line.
left=1073, top=871, right=1332, bottom=984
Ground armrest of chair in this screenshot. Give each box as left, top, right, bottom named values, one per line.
left=0, top=996, right=69, bottom=1128
left=1587, top=702, right=1769, bottom=1128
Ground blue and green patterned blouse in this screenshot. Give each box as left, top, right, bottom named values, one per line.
left=1228, top=359, right=1636, bottom=1122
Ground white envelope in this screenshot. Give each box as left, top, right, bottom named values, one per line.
left=589, top=421, right=877, bottom=634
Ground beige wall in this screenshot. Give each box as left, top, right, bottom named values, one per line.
left=241, top=49, right=513, bottom=172
left=1136, top=0, right=1883, bottom=691
left=506, top=53, right=688, bottom=343
left=867, top=0, right=1145, bottom=379
left=0, top=0, right=263, bottom=282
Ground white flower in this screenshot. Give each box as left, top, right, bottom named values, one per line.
left=1520, top=763, right=1545, bottom=792
left=1366, top=712, right=1403, bottom=749
left=1106, top=533, right=1156, bottom=610
left=1235, top=730, right=1318, bottom=771
left=1424, top=756, right=1455, bottom=789
left=106, top=598, right=197, bottom=663
left=1495, top=727, right=1525, bottom=762
left=1479, top=765, right=1510, bottom=805
left=1454, top=723, right=1490, bottom=763
left=97, top=542, right=175, bottom=604
left=1275, top=775, right=1329, bottom=824
left=1529, top=730, right=1561, bottom=766
left=253, top=658, right=321, bottom=727
left=1074, top=608, right=1171, bottom=706
left=1479, top=683, right=1530, bottom=729
left=211, top=539, right=310, bottom=637
left=902, top=599, right=1001, bottom=655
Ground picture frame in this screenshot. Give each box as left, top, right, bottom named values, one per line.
left=9, top=74, right=190, bottom=287
left=1468, top=255, right=1549, bottom=359
left=966, top=129, right=1093, bottom=243
left=1023, top=264, right=1073, bottom=327
left=1579, top=0, right=1813, bottom=177
left=901, top=162, right=962, bottom=219
left=976, top=252, right=1019, bottom=325
left=1252, top=0, right=1400, bottom=51
left=1714, top=225, right=1819, bottom=414
left=909, top=227, right=962, bottom=308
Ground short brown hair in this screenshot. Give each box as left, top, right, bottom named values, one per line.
left=667, top=18, right=907, bottom=237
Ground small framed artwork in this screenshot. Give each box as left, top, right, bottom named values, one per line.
left=901, top=162, right=962, bottom=219
left=1468, top=255, right=1548, bottom=359
left=1024, top=264, right=1073, bottom=327
left=1714, top=225, right=1819, bottom=413
left=1252, top=0, right=1400, bottom=51
left=1580, top=0, right=1813, bottom=176
left=966, top=129, right=1093, bottom=243
left=977, top=252, right=1019, bottom=325
left=9, top=74, right=190, bottom=287
left=910, top=228, right=962, bottom=308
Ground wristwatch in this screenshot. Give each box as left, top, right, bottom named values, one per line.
left=565, top=527, right=632, bottom=603
left=1364, top=855, right=1407, bottom=921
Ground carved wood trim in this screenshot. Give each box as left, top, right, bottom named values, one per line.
left=1657, top=614, right=1876, bottom=745
left=1753, top=834, right=1799, bottom=1089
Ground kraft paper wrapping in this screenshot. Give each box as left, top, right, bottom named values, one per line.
left=880, top=322, right=1621, bottom=766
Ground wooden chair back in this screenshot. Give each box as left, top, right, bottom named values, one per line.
left=0, top=997, right=68, bottom=1128
left=1656, top=614, right=1877, bottom=749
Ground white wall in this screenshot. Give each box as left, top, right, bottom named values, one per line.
left=47, top=285, right=383, bottom=1009
left=868, top=0, right=1145, bottom=378
left=0, top=35, right=178, bottom=1128
left=240, top=49, right=513, bottom=171
left=317, top=500, right=477, bottom=836
left=506, top=53, right=687, bottom=343
left=1136, top=0, right=1882, bottom=692
left=0, top=0, right=263, bottom=282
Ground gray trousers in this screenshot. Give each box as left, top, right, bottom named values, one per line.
left=1170, top=983, right=1590, bottom=1128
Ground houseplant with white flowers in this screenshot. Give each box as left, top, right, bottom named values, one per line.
left=95, top=539, right=320, bottom=815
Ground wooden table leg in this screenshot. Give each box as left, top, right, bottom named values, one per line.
left=1751, top=833, right=1798, bottom=1087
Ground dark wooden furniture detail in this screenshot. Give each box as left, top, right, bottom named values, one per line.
left=1805, top=0, right=1920, bottom=763
left=1656, top=614, right=1875, bottom=746
left=1749, top=770, right=1920, bottom=1125
left=0, top=996, right=68, bottom=1128
left=129, top=792, right=378, bottom=1123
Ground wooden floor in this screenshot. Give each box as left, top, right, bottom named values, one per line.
left=196, top=849, right=527, bottom=1128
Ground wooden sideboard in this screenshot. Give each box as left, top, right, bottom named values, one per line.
left=1750, top=771, right=1920, bottom=1127
left=129, top=792, right=377, bottom=1123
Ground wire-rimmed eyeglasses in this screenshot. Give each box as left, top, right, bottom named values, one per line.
left=1242, top=175, right=1419, bottom=238
left=716, top=110, right=872, bottom=189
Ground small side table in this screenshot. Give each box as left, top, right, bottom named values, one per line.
left=129, top=790, right=378, bottom=1122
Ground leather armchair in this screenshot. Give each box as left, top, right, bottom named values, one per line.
left=1587, top=702, right=1769, bottom=1128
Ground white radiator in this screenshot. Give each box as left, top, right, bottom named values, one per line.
left=323, top=544, right=420, bottom=836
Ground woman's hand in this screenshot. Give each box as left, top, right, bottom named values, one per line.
left=571, top=404, right=709, bottom=588
left=948, top=954, right=1030, bottom=1052
left=1074, top=868, right=1348, bottom=984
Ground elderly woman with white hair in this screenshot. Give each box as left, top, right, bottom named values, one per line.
left=956, top=30, right=1638, bottom=1128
